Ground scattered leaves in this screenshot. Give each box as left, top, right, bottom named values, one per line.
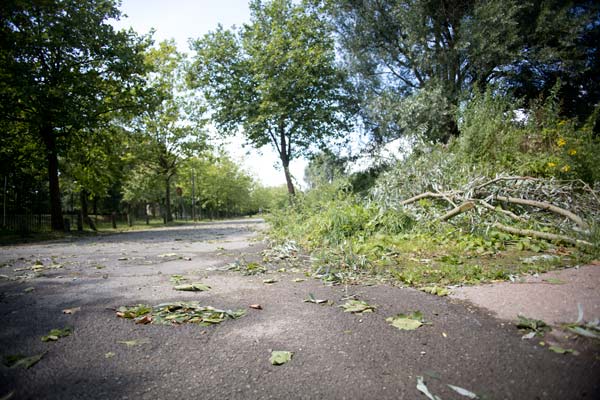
left=262, top=278, right=276, bottom=284
left=516, top=315, right=551, bottom=336
left=227, top=261, right=267, bottom=275
left=548, top=345, right=579, bottom=355
left=293, top=278, right=305, bottom=283
left=543, top=277, right=566, bottom=285
left=116, top=304, right=152, bottom=319
left=41, top=327, right=72, bottom=342
left=105, top=352, right=115, bottom=359
left=387, top=311, right=425, bottom=331
left=169, top=274, right=187, bottom=284
left=447, top=384, right=479, bottom=398
left=249, top=304, right=263, bottom=310
left=270, top=350, right=293, bottom=366
left=23, top=287, right=35, bottom=293
left=304, top=293, right=328, bottom=304
left=62, top=307, right=81, bottom=315
left=3, top=353, right=45, bottom=369
left=116, top=302, right=245, bottom=326
left=416, top=376, right=441, bottom=400
left=158, top=253, right=177, bottom=258
left=339, top=299, right=376, bottom=313
left=0, top=390, right=14, bottom=400
left=173, top=282, right=211, bottom=292
left=118, top=338, right=150, bottom=347
left=420, top=286, right=450, bottom=296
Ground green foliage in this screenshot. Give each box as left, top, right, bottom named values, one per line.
left=189, top=0, right=356, bottom=194
left=455, top=84, right=600, bottom=183
left=0, top=0, right=152, bottom=229
left=328, top=0, right=600, bottom=143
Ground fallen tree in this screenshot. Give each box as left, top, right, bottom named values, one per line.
left=391, top=174, right=598, bottom=249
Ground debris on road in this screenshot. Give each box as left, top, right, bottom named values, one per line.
left=270, top=351, right=293, bottom=366
left=387, top=311, right=426, bottom=331
left=339, top=299, right=376, bottom=314
left=41, top=327, right=72, bottom=342
left=116, top=302, right=245, bottom=326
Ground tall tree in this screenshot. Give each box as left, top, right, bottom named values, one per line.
left=0, top=0, right=151, bottom=230
left=327, top=0, right=600, bottom=143
left=189, top=0, right=356, bottom=195
left=130, top=41, right=206, bottom=223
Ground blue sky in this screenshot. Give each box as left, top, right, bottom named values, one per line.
left=112, top=0, right=308, bottom=188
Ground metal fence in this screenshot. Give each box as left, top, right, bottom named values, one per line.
left=1, top=213, right=131, bottom=232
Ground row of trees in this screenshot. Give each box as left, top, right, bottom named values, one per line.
left=1, top=0, right=598, bottom=231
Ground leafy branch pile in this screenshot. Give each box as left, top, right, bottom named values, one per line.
left=375, top=174, right=598, bottom=248
left=116, top=302, right=245, bottom=326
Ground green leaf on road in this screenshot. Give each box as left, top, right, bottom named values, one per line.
left=420, top=286, right=450, bottom=296
left=174, top=282, right=211, bottom=291
left=105, top=352, right=115, bottom=359
left=3, top=352, right=46, bottom=369
left=416, top=376, right=441, bottom=400
left=41, top=327, right=72, bottom=342
left=118, top=302, right=245, bottom=326
left=548, top=345, right=579, bottom=355
left=116, top=304, right=152, bottom=319
left=386, top=311, right=425, bottom=331
left=447, top=384, right=479, bottom=398
left=118, top=338, right=150, bottom=347
left=304, top=293, right=328, bottom=304
left=169, top=274, right=188, bottom=284
left=270, top=351, right=293, bottom=365
left=543, top=278, right=565, bottom=285
left=516, top=315, right=551, bottom=335
left=339, top=299, right=375, bottom=313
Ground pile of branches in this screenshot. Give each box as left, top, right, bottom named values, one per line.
left=395, top=175, right=599, bottom=248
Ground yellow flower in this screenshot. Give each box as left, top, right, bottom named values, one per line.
left=547, top=162, right=556, bottom=168
left=568, top=149, right=577, bottom=156
left=556, top=138, right=566, bottom=147
left=561, top=165, right=571, bottom=172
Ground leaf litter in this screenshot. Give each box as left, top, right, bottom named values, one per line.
left=417, top=376, right=480, bottom=399
left=116, top=302, right=245, bottom=326
left=270, top=350, right=293, bottom=365
left=3, top=352, right=46, bottom=369
left=173, top=282, right=211, bottom=291
left=419, top=286, right=450, bottom=296
left=387, top=311, right=426, bottom=331
left=41, top=327, right=72, bottom=342
left=516, top=315, right=551, bottom=336
left=226, top=260, right=267, bottom=275
left=303, top=293, right=329, bottom=305
left=339, top=299, right=376, bottom=313
left=118, top=338, right=150, bottom=347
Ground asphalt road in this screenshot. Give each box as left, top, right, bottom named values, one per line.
left=0, top=219, right=598, bottom=399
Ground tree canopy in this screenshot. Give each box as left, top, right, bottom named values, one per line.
left=189, top=0, right=357, bottom=195
left=327, top=0, right=600, bottom=143
left=0, top=0, right=152, bottom=229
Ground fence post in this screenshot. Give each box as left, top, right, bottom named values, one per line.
left=111, top=212, right=117, bottom=229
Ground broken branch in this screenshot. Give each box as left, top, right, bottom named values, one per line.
left=494, top=196, right=589, bottom=230
left=492, top=223, right=593, bottom=247
left=439, top=202, right=475, bottom=222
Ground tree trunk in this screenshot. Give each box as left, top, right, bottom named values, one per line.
left=41, top=125, right=64, bottom=231
left=165, top=178, right=173, bottom=222
left=283, top=163, right=295, bottom=196
left=80, top=189, right=97, bottom=231
left=279, top=124, right=295, bottom=196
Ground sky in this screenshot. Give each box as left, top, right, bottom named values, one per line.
left=112, top=0, right=308, bottom=188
